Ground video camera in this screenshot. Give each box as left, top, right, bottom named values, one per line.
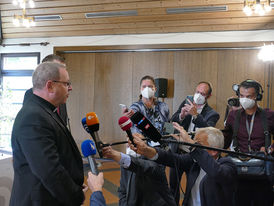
left=227, top=84, right=240, bottom=107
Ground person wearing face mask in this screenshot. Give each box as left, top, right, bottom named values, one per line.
left=123, top=75, right=170, bottom=147
left=169, top=81, right=220, bottom=205
left=119, top=75, right=171, bottom=205
left=223, top=79, right=274, bottom=206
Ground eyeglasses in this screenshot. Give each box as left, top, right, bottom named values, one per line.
left=52, top=80, right=72, bottom=87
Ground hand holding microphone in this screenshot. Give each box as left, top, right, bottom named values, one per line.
left=128, top=133, right=158, bottom=159
left=81, top=139, right=99, bottom=175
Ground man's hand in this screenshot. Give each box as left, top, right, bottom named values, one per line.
left=82, top=183, right=88, bottom=193
left=102, top=146, right=121, bottom=162
left=122, top=108, right=135, bottom=118
left=129, top=133, right=157, bottom=159
left=172, top=122, right=195, bottom=144
left=87, top=172, right=104, bottom=193
left=184, top=99, right=198, bottom=116
left=180, top=106, right=188, bottom=120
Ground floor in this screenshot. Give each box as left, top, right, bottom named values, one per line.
left=82, top=160, right=120, bottom=206
left=82, top=159, right=186, bottom=206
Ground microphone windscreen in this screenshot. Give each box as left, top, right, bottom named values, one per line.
left=81, top=139, right=97, bottom=157
left=118, top=116, right=132, bottom=131
left=81, top=117, right=90, bottom=133
left=130, top=111, right=162, bottom=142
left=86, top=112, right=99, bottom=132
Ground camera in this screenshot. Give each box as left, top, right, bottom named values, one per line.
left=227, top=97, right=240, bottom=107
left=227, top=84, right=240, bottom=107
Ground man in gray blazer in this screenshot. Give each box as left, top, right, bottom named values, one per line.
left=10, top=62, right=85, bottom=206
left=170, top=81, right=220, bottom=205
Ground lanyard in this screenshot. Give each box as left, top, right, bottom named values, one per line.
left=246, top=113, right=255, bottom=152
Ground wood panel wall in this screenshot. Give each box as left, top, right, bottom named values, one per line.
left=58, top=46, right=274, bottom=152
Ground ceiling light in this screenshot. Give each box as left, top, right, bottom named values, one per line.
left=243, top=0, right=272, bottom=16
left=12, top=0, right=35, bottom=9
left=12, top=0, right=35, bottom=28
left=258, top=44, right=274, bottom=61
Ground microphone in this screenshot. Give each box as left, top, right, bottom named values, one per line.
left=130, top=111, right=162, bottom=143
left=118, top=116, right=135, bottom=146
left=81, top=139, right=99, bottom=175
left=85, top=112, right=103, bottom=158
left=81, top=117, right=90, bottom=133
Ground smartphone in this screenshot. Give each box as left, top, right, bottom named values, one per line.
left=163, top=122, right=175, bottom=135
left=119, top=104, right=128, bottom=112
left=186, top=95, right=194, bottom=105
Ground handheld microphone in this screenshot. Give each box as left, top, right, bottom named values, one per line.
left=85, top=112, right=103, bottom=158
left=130, top=111, right=162, bottom=143
left=118, top=116, right=136, bottom=146
left=81, top=139, right=99, bottom=175
left=81, top=117, right=90, bottom=133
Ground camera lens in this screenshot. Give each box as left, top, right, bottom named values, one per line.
left=227, top=98, right=240, bottom=107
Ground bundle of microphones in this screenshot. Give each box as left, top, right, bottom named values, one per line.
left=80, top=111, right=171, bottom=175
left=81, top=111, right=274, bottom=175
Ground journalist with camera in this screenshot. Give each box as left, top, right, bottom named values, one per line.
left=223, top=79, right=274, bottom=206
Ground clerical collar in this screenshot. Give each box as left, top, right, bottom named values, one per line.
left=32, top=93, right=57, bottom=112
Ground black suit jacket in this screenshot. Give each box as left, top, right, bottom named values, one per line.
left=23, top=88, right=69, bottom=127
left=156, top=148, right=237, bottom=206
left=171, top=98, right=220, bottom=131
left=118, top=156, right=176, bottom=206
left=170, top=97, right=220, bottom=204
left=10, top=93, right=84, bottom=206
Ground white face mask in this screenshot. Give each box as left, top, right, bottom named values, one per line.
left=240, top=97, right=256, bottom=110
left=193, top=93, right=206, bottom=105
left=141, top=87, right=155, bottom=99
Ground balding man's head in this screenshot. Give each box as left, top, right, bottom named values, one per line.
left=32, top=62, right=66, bottom=90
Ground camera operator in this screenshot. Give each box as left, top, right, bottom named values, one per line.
left=223, top=79, right=274, bottom=206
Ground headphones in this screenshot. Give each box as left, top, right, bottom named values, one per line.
left=235, top=79, right=263, bottom=101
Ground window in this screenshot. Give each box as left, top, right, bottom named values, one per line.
left=0, top=53, right=40, bottom=157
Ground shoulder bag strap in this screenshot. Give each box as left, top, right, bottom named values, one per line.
left=232, top=109, right=242, bottom=151
left=258, top=108, right=271, bottom=151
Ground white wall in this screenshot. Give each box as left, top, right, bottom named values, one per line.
left=1, top=30, right=274, bottom=58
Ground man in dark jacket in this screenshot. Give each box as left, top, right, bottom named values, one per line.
left=170, top=81, right=220, bottom=204
left=130, top=123, right=237, bottom=206
left=23, top=54, right=69, bottom=128
left=10, top=62, right=85, bottom=206
left=102, top=146, right=176, bottom=206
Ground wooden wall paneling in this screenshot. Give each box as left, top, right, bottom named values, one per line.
left=262, top=61, right=274, bottom=110
left=62, top=53, right=96, bottom=147
left=132, top=52, right=174, bottom=115
left=93, top=52, right=133, bottom=152
left=55, top=45, right=274, bottom=152
left=173, top=50, right=218, bottom=124
left=216, top=49, right=266, bottom=129
left=270, top=63, right=274, bottom=109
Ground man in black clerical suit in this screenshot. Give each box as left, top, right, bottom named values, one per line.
left=10, top=62, right=86, bottom=206
left=23, top=54, right=69, bottom=128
